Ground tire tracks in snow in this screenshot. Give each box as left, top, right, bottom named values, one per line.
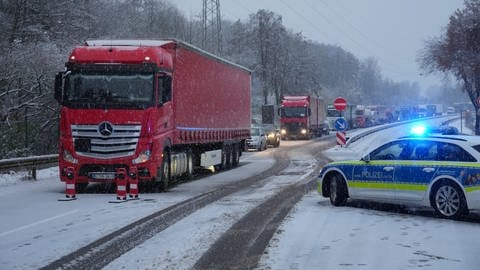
left=41, top=147, right=292, bottom=270
left=193, top=138, right=336, bottom=270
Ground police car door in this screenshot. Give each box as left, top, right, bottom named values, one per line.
left=351, top=140, right=407, bottom=200
left=394, top=140, right=438, bottom=201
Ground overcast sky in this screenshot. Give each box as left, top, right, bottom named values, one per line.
left=173, top=0, right=465, bottom=91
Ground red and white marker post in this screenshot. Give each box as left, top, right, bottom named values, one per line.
left=336, top=131, right=347, bottom=146
left=128, top=167, right=139, bottom=199
left=115, top=168, right=127, bottom=201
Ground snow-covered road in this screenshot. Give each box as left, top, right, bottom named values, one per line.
left=257, top=117, right=480, bottom=270
left=1, top=116, right=477, bottom=270
left=258, top=193, right=480, bottom=270
left=0, top=150, right=279, bottom=269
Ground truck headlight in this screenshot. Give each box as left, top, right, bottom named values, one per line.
left=301, top=129, right=307, bottom=134
left=281, top=129, right=286, bottom=135
left=63, top=150, right=78, bottom=164
left=133, top=150, right=151, bottom=164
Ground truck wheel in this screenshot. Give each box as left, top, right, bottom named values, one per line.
left=232, top=144, right=240, bottom=167
left=76, top=183, right=88, bottom=193
left=225, top=144, right=232, bottom=169
left=157, top=151, right=171, bottom=191
left=185, top=149, right=194, bottom=180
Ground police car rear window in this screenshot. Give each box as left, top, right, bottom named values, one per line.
left=437, top=142, right=476, bottom=162
left=473, top=145, right=480, bottom=154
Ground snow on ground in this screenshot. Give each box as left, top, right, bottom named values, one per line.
left=0, top=140, right=319, bottom=270
left=257, top=117, right=480, bottom=270
left=0, top=151, right=277, bottom=269
left=0, top=116, right=474, bottom=270
left=257, top=193, right=480, bottom=270
left=105, top=151, right=317, bottom=270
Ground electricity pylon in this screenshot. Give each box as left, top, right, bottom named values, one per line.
left=202, top=0, right=222, bottom=55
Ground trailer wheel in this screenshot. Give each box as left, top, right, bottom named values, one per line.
left=157, top=150, right=171, bottom=191
left=185, top=149, right=194, bottom=180
left=232, top=144, right=240, bottom=167
left=225, top=144, right=232, bottom=169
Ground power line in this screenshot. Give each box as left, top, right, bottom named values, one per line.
left=277, top=0, right=338, bottom=42
left=316, top=0, right=390, bottom=53
left=296, top=0, right=416, bottom=79
left=314, top=0, right=417, bottom=78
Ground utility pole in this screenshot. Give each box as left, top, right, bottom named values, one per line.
left=202, top=0, right=222, bottom=55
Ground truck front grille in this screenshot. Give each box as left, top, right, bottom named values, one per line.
left=71, top=123, right=141, bottom=159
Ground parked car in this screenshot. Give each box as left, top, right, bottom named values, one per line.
left=247, top=127, right=268, bottom=151
left=318, top=133, right=480, bottom=219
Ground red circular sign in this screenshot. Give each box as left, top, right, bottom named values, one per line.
left=333, top=97, right=347, bottom=111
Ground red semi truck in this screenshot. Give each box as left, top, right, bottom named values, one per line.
left=279, top=95, right=328, bottom=139
left=54, top=39, right=251, bottom=191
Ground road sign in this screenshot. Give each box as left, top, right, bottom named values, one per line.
left=333, top=97, right=347, bottom=111
left=334, top=117, right=347, bottom=131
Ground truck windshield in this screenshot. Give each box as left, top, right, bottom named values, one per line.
left=327, top=109, right=342, bottom=117
left=64, top=72, right=154, bottom=109
left=281, top=107, right=307, bottom=118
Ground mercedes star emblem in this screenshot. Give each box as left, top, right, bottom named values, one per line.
left=98, top=122, right=114, bottom=137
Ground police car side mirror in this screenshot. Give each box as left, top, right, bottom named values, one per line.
left=361, top=154, right=371, bottom=163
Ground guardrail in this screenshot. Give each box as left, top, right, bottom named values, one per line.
left=0, top=154, right=58, bottom=179
left=344, top=115, right=460, bottom=147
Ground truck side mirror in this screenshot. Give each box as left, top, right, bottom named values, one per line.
left=54, top=72, right=63, bottom=103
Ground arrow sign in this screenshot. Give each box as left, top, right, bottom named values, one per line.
left=335, top=117, right=347, bottom=131
left=333, top=97, right=347, bottom=111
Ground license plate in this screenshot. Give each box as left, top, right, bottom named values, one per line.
left=89, top=172, right=116, bottom=180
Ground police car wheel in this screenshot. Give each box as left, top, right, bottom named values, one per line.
left=329, top=174, right=347, bottom=206
left=432, top=182, right=467, bottom=219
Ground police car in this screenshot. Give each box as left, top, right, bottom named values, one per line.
left=318, top=129, right=480, bottom=219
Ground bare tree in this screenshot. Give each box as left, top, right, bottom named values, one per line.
left=419, top=0, right=480, bottom=133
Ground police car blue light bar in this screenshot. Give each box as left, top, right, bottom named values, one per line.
left=410, top=124, right=427, bottom=136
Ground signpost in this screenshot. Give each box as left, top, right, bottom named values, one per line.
left=334, top=97, right=348, bottom=146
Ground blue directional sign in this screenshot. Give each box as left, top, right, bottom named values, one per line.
left=334, top=117, right=347, bottom=131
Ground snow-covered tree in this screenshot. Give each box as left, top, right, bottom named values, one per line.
left=419, top=0, right=480, bottom=133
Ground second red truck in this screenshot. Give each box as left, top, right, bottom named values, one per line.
left=279, top=95, right=328, bottom=139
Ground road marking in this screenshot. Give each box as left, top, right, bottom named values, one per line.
left=0, top=209, right=79, bottom=237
